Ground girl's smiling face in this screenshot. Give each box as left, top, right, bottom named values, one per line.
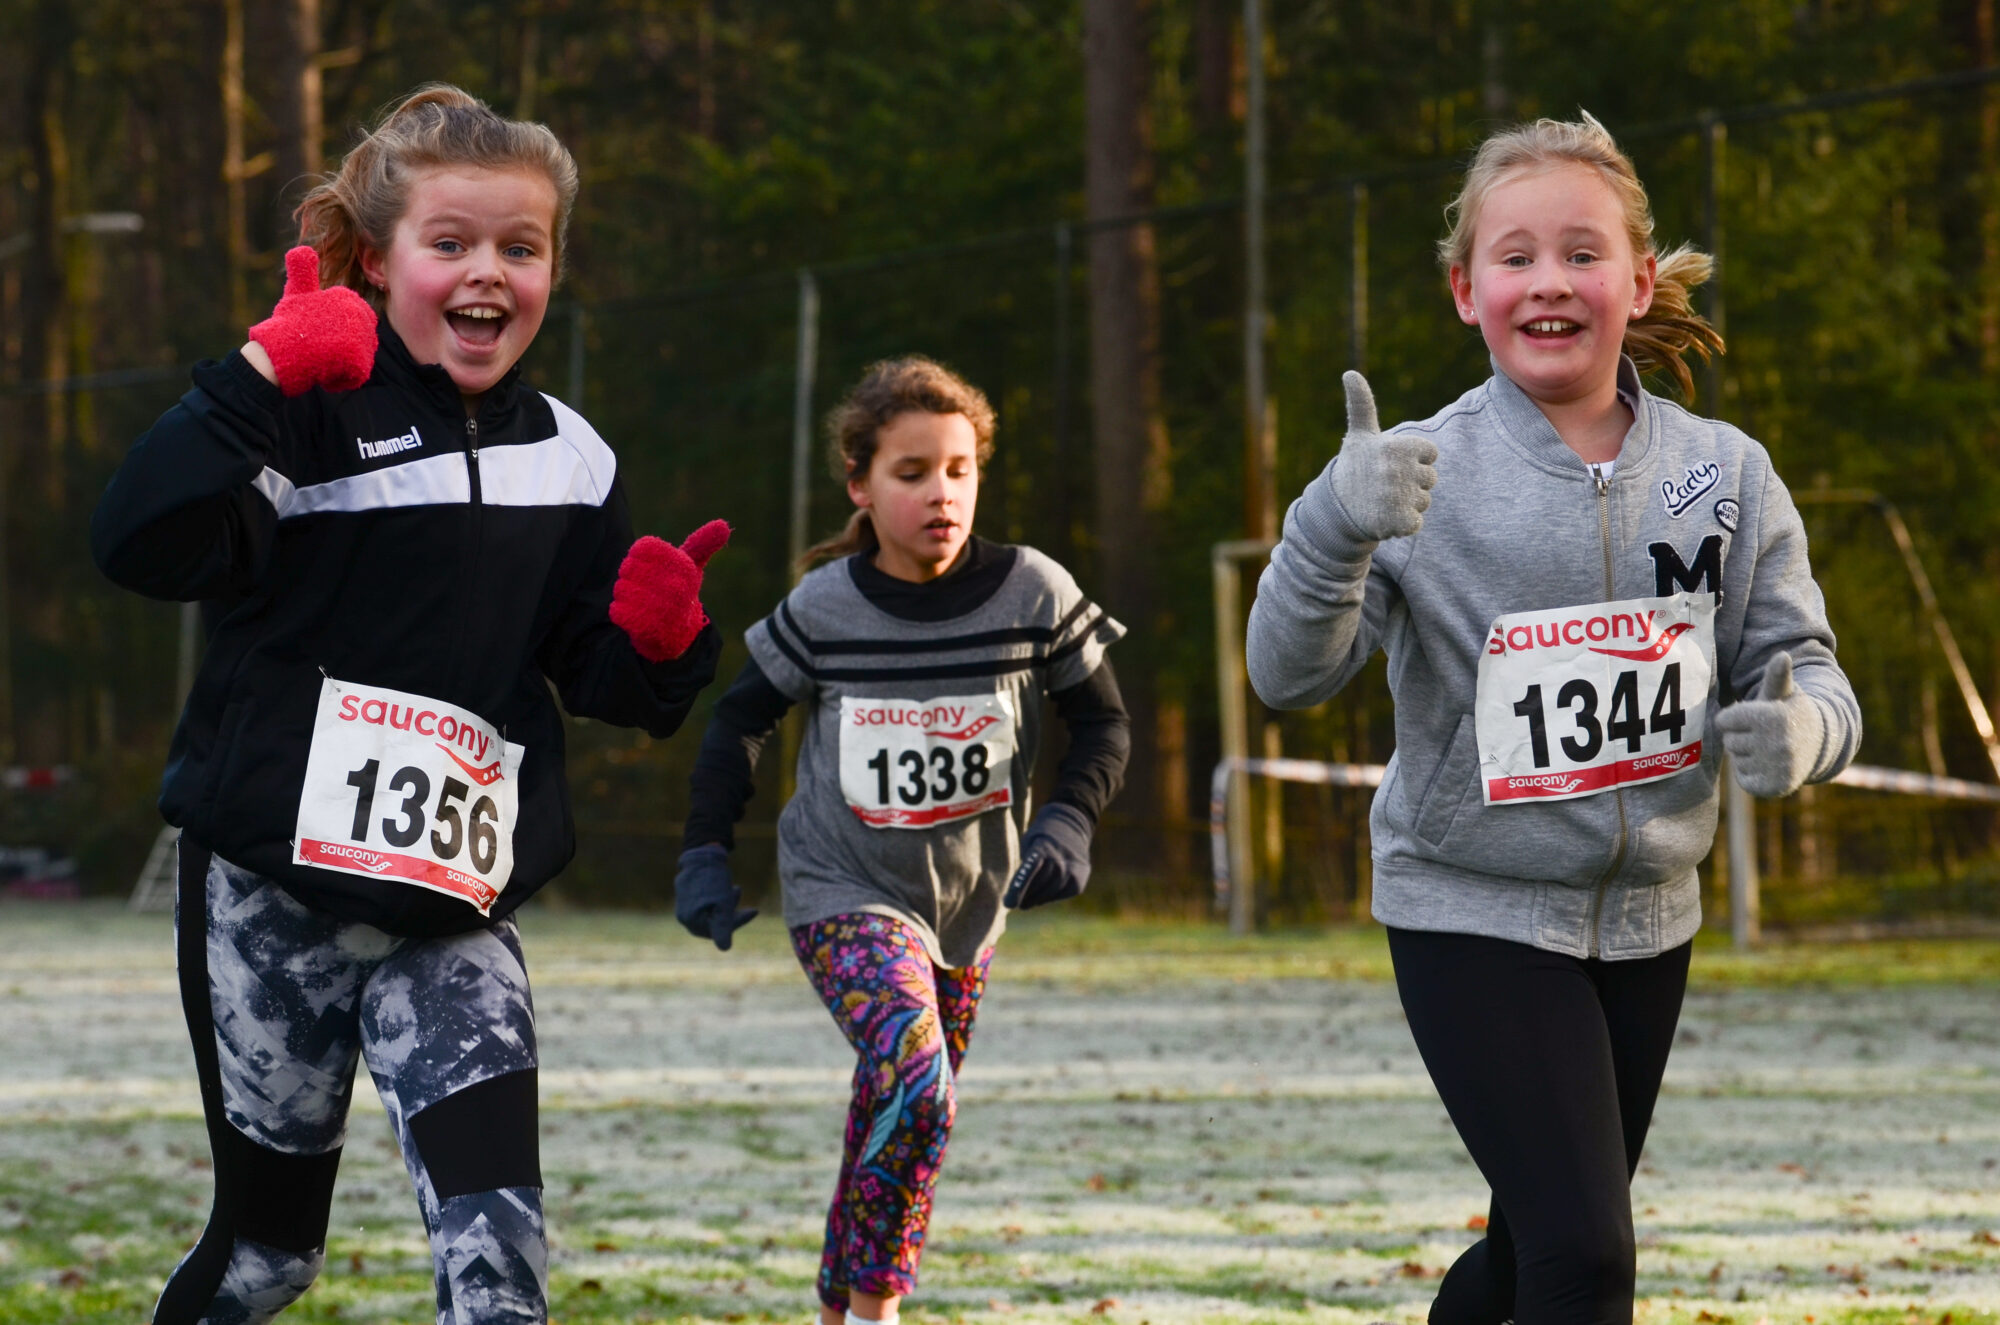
left=361, top=165, right=558, bottom=405
left=1449, top=162, right=1656, bottom=409
left=849, top=410, right=980, bottom=583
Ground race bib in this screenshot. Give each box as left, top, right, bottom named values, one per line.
left=839, top=693, right=1015, bottom=829
left=292, top=678, right=525, bottom=914
left=1476, top=593, right=1715, bottom=805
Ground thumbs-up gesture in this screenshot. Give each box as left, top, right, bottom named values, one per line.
left=1327, top=370, right=1438, bottom=542
left=1716, top=653, right=1827, bottom=798
left=611, top=520, right=731, bottom=662
left=246, top=246, right=378, bottom=397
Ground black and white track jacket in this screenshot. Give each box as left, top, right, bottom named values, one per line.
left=91, top=323, right=720, bottom=936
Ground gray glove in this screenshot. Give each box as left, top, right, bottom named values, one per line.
left=1715, top=653, right=1827, bottom=798
left=1327, top=370, right=1438, bottom=542
left=674, top=843, right=758, bottom=951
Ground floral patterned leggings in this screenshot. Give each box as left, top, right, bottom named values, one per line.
left=792, top=913, right=994, bottom=1310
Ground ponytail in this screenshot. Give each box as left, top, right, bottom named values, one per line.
left=801, top=510, right=881, bottom=568
left=1626, top=244, right=1725, bottom=402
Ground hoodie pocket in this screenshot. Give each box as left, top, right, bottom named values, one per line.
left=1412, top=714, right=1478, bottom=849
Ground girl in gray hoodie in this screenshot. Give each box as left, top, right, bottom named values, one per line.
left=1248, top=114, right=1859, bottom=1325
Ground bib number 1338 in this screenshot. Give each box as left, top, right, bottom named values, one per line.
left=293, top=678, right=524, bottom=914
left=839, top=693, right=1016, bottom=829
left=1475, top=592, right=1715, bottom=805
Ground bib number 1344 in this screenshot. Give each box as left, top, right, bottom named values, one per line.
left=1475, top=593, right=1715, bottom=805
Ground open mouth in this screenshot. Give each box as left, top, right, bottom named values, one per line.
left=446, top=306, right=508, bottom=349
left=923, top=518, right=958, bottom=539
left=1521, top=318, right=1582, bottom=340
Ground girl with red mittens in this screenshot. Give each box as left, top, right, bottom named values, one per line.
left=90, top=84, right=724, bottom=1325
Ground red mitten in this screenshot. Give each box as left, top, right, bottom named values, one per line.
left=247, top=246, right=378, bottom=397
left=610, top=519, right=731, bottom=662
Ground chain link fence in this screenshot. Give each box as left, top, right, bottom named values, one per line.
left=29, top=70, right=2000, bottom=928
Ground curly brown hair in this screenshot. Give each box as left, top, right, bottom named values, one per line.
left=802, top=356, right=998, bottom=567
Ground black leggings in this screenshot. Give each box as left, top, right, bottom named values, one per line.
left=1387, top=928, right=1692, bottom=1325
left=158, top=842, right=546, bottom=1325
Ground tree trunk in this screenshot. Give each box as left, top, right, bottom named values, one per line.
left=1084, top=0, right=1172, bottom=858
left=1979, top=0, right=1998, bottom=373
left=270, top=0, right=323, bottom=229
left=1193, top=0, right=1234, bottom=142
left=222, top=0, right=251, bottom=329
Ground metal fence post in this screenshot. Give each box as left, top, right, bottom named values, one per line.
left=787, top=269, right=821, bottom=581
left=1213, top=539, right=1273, bottom=932
left=1726, top=756, right=1760, bottom=948
left=1243, top=0, right=1272, bottom=541
left=1053, top=221, right=1072, bottom=461
left=1349, top=182, right=1369, bottom=372
left=1700, top=111, right=1726, bottom=408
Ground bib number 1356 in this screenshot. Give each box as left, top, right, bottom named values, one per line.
left=1475, top=593, right=1715, bottom=804
left=293, top=678, right=525, bottom=913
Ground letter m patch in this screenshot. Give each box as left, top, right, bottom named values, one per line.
left=1650, top=535, right=1723, bottom=595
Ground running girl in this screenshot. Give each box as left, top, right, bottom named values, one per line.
left=91, top=84, right=725, bottom=1323
left=1248, top=113, right=1860, bottom=1325
left=677, top=356, right=1130, bottom=1325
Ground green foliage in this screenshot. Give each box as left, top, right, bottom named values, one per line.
left=7, top=1, right=2000, bottom=914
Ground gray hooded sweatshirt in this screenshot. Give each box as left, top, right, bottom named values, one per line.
left=1247, top=359, right=1860, bottom=959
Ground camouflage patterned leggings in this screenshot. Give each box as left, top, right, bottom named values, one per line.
left=792, top=912, right=994, bottom=1310
left=154, top=842, right=546, bottom=1325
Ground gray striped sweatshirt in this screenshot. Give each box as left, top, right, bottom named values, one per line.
left=748, top=545, right=1123, bottom=966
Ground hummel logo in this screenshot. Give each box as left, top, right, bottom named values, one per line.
left=358, top=427, right=422, bottom=460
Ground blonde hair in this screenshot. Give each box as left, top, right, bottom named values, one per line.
left=1438, top=111, right=1724, bottom=401
left=803, top=356, right=998, bottom=567
left=295, top=84, right=580, bottom=305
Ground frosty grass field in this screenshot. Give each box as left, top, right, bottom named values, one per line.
left=4, top=904, right=2000, bottom=1324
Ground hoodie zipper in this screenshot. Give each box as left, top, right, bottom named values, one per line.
left=1586, top=463, right=1626, bottom=957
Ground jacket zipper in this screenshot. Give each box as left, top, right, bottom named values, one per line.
left=455, top=416, right=482, bottom=683
left=1587, top=463, right=1627, bottom=957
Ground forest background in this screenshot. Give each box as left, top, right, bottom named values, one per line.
left=4, top=0, right=1999, bottom=928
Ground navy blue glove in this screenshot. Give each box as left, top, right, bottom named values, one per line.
left=1003, top=803, right=1094, bottom=910
left=674, top=843, right=757, bottom=950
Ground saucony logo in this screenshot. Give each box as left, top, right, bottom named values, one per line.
left=1591, top=622, right=1694, bottom=662
left=436, top=743, right=507, bottom=787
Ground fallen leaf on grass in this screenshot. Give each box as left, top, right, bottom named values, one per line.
left=1467, top=1214, right=1488, bottom=1230
left=593, top=1240, right=618, bottom=1252
left=987, top=1300, right=1016, bottom=1314
left=1398, top=1261, right=1444, bottom=1278
left=578, top=1279, right=602, bottom=1293
left=1086, top=1172, right=1108, bottom=1191
left=1090, top=1298, right=1120, bottom=1314
left=1777, top=1163, right=1807, bottom=1176
left=56, top=1267, right=86, bottom=1289
left=1695, top=1312, right=1731, bottom=1323
left=1972, top=1230, right=2000, bottom=1246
